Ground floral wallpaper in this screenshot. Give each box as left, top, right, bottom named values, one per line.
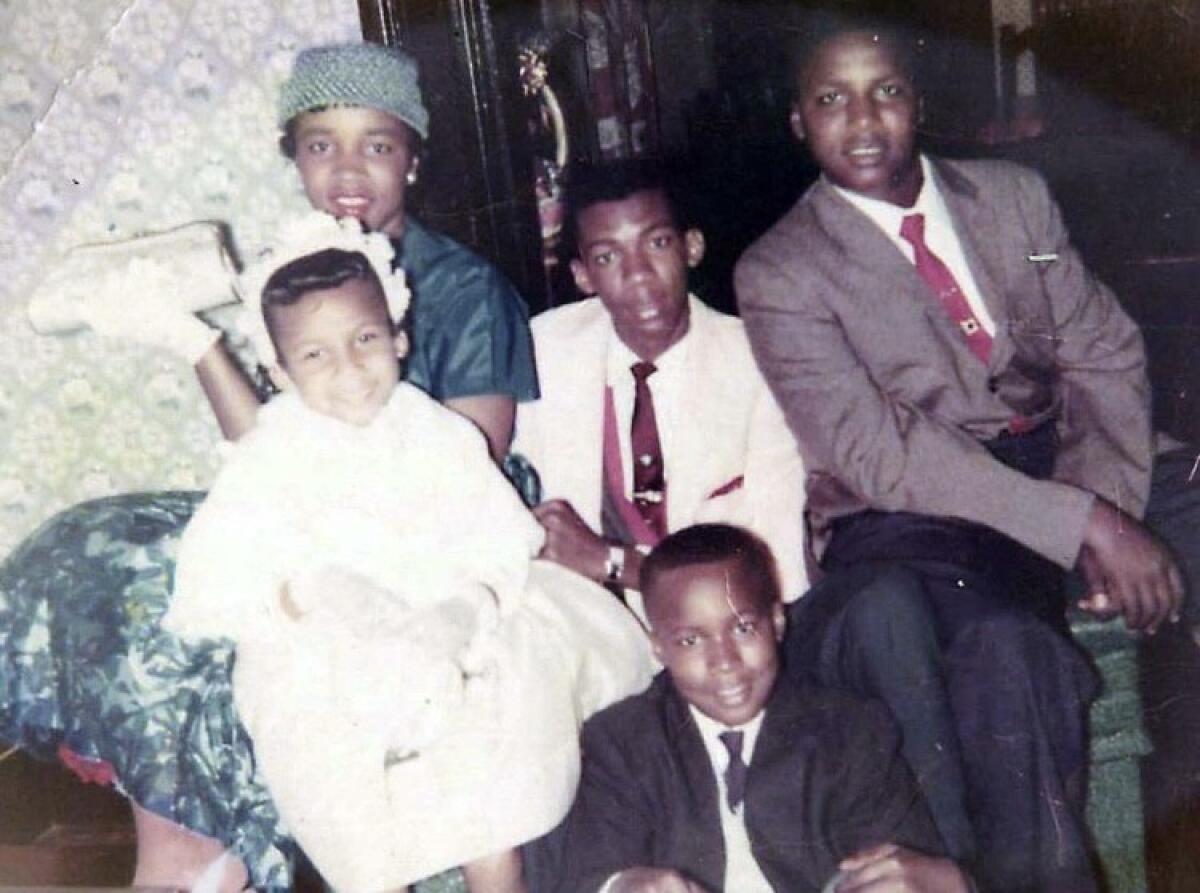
left=0, top=0, right=363, bottom=556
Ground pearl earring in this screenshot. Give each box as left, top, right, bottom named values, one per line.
left=406, top=170, right=418, bottom=185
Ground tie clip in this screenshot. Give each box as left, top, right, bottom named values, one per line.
left=1026, top=253, right=1058, bottom=263
left=634, top=489, right=664, bottom=504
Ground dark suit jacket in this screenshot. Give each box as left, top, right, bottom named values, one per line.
left=549, top=673, right=942, bottom=892
left=735, top=157, right=1152, bottom=570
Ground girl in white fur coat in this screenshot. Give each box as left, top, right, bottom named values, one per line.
left=164, top=214, right=655, bottom=893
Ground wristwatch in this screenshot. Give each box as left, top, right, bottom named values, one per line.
left=604, top=544, right=626, bottom=583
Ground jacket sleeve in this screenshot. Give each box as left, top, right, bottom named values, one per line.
left=413, top=258, right=539, bottom=403
left=735, top=210, right=1096, bottom=569
left=552, top=716, right=660, bottom=893
left=1011, top=168, right=1153, bottom=516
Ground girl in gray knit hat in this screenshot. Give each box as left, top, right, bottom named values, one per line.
left=210, top=41, right=539, bottom=459
left=277, top=42, right=430, bottom=235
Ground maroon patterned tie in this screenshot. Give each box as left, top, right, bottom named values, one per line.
left=630, top=361, right=668, bottom=540
left=899, top=213, right=993, bottom=363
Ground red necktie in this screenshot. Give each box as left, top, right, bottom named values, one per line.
left=630, top=361, right=668, bottom=540
left=899, top=213, right=992, bottom=364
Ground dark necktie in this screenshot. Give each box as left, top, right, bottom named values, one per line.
left=630, top=361, right=667, bottom=540
left=719, top=729, right=747, bottom=812
left=899, top=213, right=993, bottom=364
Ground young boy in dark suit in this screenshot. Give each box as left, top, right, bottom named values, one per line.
left=736, top=12, right=1194, bottom=892
left=549, top=523, right=968, bottom=893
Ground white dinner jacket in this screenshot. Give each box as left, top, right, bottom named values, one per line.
left=515, top=296, right=808, bottom=600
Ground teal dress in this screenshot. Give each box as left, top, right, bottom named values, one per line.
left=0, top=222, right=539, bottom=892
left=398, top=217, right=538, bottom=405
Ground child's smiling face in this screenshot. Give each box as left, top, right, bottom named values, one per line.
left=790, top=30, right=922, bottom=207
left=647, top=558, right=785, bottom=727
left=268, top=276, right=407, bottom=427
left=292, top=106, right=418, bottom=238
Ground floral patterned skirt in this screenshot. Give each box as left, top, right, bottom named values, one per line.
left=0, top=492, right=466, bottom=893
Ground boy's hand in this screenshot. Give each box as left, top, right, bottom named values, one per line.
left=834, top=843, right=971, bottom=893
left=608, top=867, right=712, bottom=893
left=533, top=499, right=609, bottom=581
left=1078, top=499, right=1183, bottom=634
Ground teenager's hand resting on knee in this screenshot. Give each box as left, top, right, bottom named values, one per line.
left=533, top=499, right=643, bottom=588
left=834, top=843, right=971, bottom=893
left=607, top=867, right=712, bottom=893
left=1078, top=498, right=1183, bottom=634
left=533, top=500, right=607, bottom=578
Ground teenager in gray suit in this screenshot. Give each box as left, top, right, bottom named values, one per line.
left=735, top=13, right=1192, bottom=893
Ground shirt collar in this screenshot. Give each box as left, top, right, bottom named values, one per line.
left=605, top=295, right=695, bottom=383
left=831, top=154, right=940, bottom=235
left=689, top=703, right=766, bottom=765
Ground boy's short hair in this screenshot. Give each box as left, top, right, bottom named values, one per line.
left=262, top=248, right=392, bottom=344
left=277, top=42, right=430, bottom=157
left=640, top=523, right=781, bottom=612
left=564, top=157, right=691, bottom=256
left=788, top=8, right=920, bottom=93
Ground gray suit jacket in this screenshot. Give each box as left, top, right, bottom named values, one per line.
left=735, top=157, right=1152, bottom=569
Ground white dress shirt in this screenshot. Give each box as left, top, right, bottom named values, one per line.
left=833, top=154, right=996, bottom=336
left=689, top=707, right=774, bottom=893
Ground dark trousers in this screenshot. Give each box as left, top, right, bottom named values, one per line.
left=784, top=421, right=1100, bottom=891
left=784, top=445, right=1200, bottom=892
left=785, top=559, right=1099, bottom=893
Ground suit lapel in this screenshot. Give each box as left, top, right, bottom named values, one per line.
left=811, top=166, right=1017, bottom=375
left=662, top=681, right=727, bottom=890
left=668, top=298, right=722, bottom=530
left=808, top=183, right=960, bottom=356
left=545, top=304, right=609, bottom=527
left=744, top=679, right=844, bottom=891
left=744, top=679, right=801, bottom=788
left=809, top=181, right=912, bottom=282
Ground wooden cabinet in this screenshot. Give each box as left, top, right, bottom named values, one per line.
left=358, top=0, right=552, bottom=310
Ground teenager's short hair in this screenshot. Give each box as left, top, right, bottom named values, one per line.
left=261, top=248, right=381, bottom=311
left=640, top=523, right=781, bottom=609
left=788, top=8, right=920, bottom=93
left=563, top=157, right=691, bottom=255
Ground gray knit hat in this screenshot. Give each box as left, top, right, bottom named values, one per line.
left=278, top=43, right=430, bottom=140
